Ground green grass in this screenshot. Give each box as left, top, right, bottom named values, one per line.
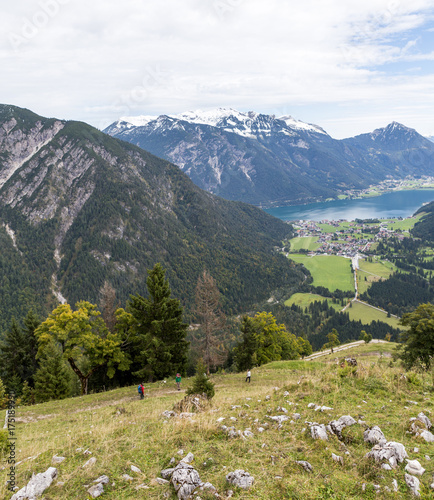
left=381, top=215, right=423, bottom=232
left=284, top=292, right=342, bottom=312
left=317, top=223, right=338, bottom=233
left=2, top=344, right=433, bottom=499
left=288, top=254, right=355, bottom=292
left=357, top=258, right=396, bottom=295
left=288, top=236, right=320, bottom=252
left=347, top=300, right=402, bottom=329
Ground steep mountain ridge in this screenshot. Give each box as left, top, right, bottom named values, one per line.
left=105, top=110, right=434, bottom=206
left=0, top=104, right=304, bottom=332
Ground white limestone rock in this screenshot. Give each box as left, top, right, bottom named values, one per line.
left=11, top=467, right=58, bottom=500
left=405, top=459, right=425, bottom=476
left=405, top=473, right=421, bottom=497
left=296, top=460, right=313, bottom=472
left=93, top=475, right=109, bottom=484
left=310, top=424, right=328, bottom=441
left=329, top=415, right=356, bottom=439
left=131, top=465, right=141, bottom=473
left=171, top=462, right=202, bottom=499
left=88, top=482, right=104, bottom=498
left=181, top=452, right=194, bottom=464
left=161, top=468, right=175, bottom=479
left=363, top=426, right=386, bottom=445
left=226, top=469, right=254, bottom=489
left=365, top=441, right=407, bottom=468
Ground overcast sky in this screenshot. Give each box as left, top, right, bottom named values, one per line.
left=1, top=0, right=434, bottom=138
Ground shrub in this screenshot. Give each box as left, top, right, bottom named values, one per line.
left=186, top=359, right=215, bottom=400
left=0, top=430, right=8, bottom=457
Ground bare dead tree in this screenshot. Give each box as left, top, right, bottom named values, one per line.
left=194, top=269, right=227, bottom=374
left=99, top=280, right=118, bottom=332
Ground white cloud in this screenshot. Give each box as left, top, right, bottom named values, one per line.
left=1, top=0, right=434, bottom=137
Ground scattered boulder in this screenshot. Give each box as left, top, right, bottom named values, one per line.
left=171, top=461, right=202, bottom=499
left=93, top=475, right=109, bottom=484
left=131, top=465, right=141, bottom=473
left=365, top=441, right=408, bottom=469
left=226, top=469, right=254, bottom=490
left=52, top=455, right=65, bottom=464
left=156, top=477, right=170, bottom=485
left=88, top=483, right=104, bottom=498
left=181, top=452, right=194, bottom=464
left=332, top=453, right=343, bottom=465
left=310, top=424, right=328, bottom=441
left=267, top=415, right=289, bottom=424
left=405, top=459, right=425, bottom=476
left=416, top=412, right=432, bottom=429
left=11, top=467, right=58, bottom=500
left=363, top=426, right=387, bottom=445
left=329, top=415, right=356, bottom=439
left=420, top=430, right=434, bottom=442
left=296, top=460, right=313, bottom=472
left=162, top=410, right=177, bottom=419
left=405, top=473, right=421, bottom=497
left=161, top=468, right=175, bottom=479
left=122, top=474, right=134, bottom=481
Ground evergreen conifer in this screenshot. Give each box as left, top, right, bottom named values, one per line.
left=34, top=342, right=71, bottom=403
left=128, top=263, right=189, bottom=381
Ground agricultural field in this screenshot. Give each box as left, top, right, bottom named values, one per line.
left=288, top=254, right=355, bottom=292
left=288, top=236, right=320, bottom=252
left=357, top=258, right=396, bottom=294
left=284, top=292, right=342, bottom=312
left=381, top=215, right=423, bottom=232
left=347, top=300, right=402, bottom=329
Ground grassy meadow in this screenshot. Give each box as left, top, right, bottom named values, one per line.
left=284, top=292, right=342, bottom=312
left=1, top=342, right=433, bottom=499
left=346, top=301, right=402, bottom=329
left=288, top=254, right=355, bottom=293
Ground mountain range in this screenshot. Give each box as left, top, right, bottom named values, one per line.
left=105, top=109, right=434, bottom=207
left=0, top=104, right=304, bottom=332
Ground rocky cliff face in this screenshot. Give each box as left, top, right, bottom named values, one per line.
left=105, top=109, right=434, bottom=206
left=0, top=104, right=303, bottom=330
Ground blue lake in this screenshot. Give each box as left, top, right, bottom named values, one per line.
left=264, top=190, right=434, bottom=222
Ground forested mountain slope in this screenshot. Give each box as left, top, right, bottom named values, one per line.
left=0, top=105, right=304, bottom=332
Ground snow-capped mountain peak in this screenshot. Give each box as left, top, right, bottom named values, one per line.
left=119, top=114, right=158, bottom=127
left=278, top=115, right=327, bottom=135
left=113, top=108, right=328, bottom=139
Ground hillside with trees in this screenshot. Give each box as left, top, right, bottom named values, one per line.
left=0, top=104, right=305, bottom=332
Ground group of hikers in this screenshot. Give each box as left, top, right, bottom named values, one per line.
left=137, top=373, right=182, bottom=398
left=137, top=369, right=253, bottom=398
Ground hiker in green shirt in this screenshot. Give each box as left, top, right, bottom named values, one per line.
left=175, top=373, right=181, bottom=391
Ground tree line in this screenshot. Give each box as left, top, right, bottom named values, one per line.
left=0, top=263, right=312, bottom=406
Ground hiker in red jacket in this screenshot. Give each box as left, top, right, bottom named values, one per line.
left=138, top=383, right=145, bottom=399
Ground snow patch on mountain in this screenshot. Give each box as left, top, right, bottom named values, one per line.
left=278, top=115, right=327, bottom=135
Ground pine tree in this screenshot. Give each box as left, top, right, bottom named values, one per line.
left=0, top=378, right=6, bottom=410
left=186, top=359, right=215, bottom=399
left=21, top=380, right=35, bottom=406
left=194, top=270, right=227, bottom=374
left=0, top=311, right=40, bottom=391
left=34, top=342, right=71, bottom=403
left=128, top=263, right=189, bottom=381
